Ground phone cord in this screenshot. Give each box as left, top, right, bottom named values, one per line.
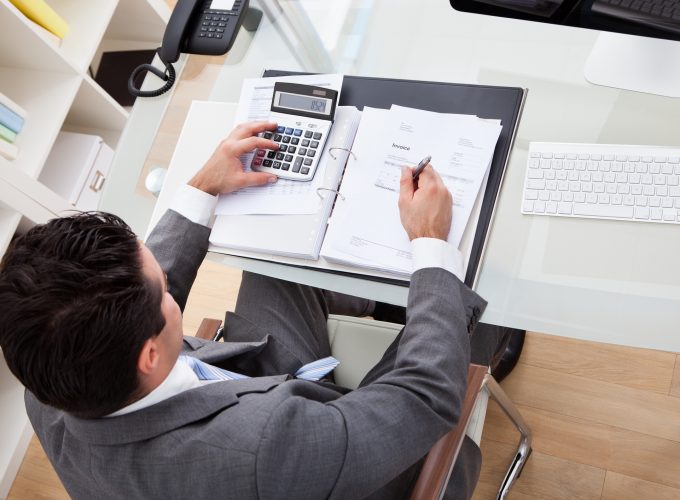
left=127, top=48, right=176, bottom=98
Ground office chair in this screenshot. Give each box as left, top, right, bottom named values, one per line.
left=196, top=315, right=532, bottom=500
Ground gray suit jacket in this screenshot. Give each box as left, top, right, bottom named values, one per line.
left=26, top=210, right=487, bottom=499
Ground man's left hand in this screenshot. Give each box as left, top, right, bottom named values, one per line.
left=188, top=121, right=280, bottom=196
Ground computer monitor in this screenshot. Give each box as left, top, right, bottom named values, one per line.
left=449, top=0, right=680, bottom=97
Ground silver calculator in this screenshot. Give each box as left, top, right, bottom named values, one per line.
left=251, top=82, right=338, bottom=181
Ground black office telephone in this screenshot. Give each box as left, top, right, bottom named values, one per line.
left=129, top=0, right=250, bottom=98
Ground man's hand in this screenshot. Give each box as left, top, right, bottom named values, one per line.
left=188, top=121, right=280, bottom=196
left=398, top=165, right=452, bottom=241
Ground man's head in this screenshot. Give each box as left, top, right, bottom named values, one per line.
left=0, top=212, right=183, bottom=418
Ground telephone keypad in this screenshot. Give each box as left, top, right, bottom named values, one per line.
left=251, top=121, right=329, bottom=181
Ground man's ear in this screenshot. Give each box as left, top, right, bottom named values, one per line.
left=137, top=337, right=160, bottom=375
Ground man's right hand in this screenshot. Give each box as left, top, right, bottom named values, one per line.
left=398, top=165, right=452, bottom=241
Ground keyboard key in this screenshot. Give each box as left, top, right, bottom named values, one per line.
left=285, top=128, right=294, bottom=135
left=302, top=139, right=310, bottom=147
left=288, top=146, right=296, bottom=154
left=299, top=148, right=308, bottom=156
left=294, top=129, right=303, bottom=136
left=546, top=201, right=558, bottom=213
left=523, top=200, right=535, bottom=212
left=304, top=131, right=313, bottom=138
left=281, top=163, right=290, bottom=171
left=663, top=209, right=676, bottom=221
left=267, top=151, right=276, bottom=159
left=525, top=190, right=538, bottom=200
left=285, top=155, right=293, bottom=162
left=573, top=204, right=634, bottom=218
left=276, top=153, right=285, bottom=160
left=311, top=141, right=319, bottom=149
left=263, top=159, right=272, bottom=167
left=282, top=136, right=291, bottom=144
left=634, top=207, right=650, bottom=219
left=304, top=158, right=313, bottom=166
left=274, top=134, right=283, bottom=141
left=307, top=150, right=316, bottom=158
left=277, top=126, right=285, bottom=134
left=291, top=138, right=300, bottom=145
left=301, top=167, right=310, bottom=175
left=279, top=144, right=288, bottom=152
left=651, top=208, right=663, bottom=220
left=313, top=132, right=322, bottom=140
left=256, top=149, right=266, bottom=157
left=558, top=202, right=572, bottom=214
left=273, top=161, right=281, bottom=169
left=253, top=158, right=262, bottom=166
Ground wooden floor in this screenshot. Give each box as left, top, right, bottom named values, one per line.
left=8, top=261, right=680, bottom=499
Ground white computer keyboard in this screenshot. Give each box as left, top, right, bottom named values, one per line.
left=522, top=142, right=680, bottom=224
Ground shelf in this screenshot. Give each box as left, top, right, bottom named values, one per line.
left=106, top=0, right=170, bottom=43
left=0, top=0, right=73, bottom=73
left=48, top=0, right=119, bottom=73
left=63, top=75, right=128, bottom=149
left=0, top=208, right=21, bottom=257
left=0, top=357, right=33, bottom=499
left=0, top=67, right=80, bottom=179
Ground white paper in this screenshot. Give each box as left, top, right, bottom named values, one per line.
left=215, top=74, right=344, bottom=215
left=322, top=105, right=502, bottom=275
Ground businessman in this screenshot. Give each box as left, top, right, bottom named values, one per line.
left=0, top=121, right=505, bottom=499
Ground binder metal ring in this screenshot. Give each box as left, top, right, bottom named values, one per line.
left=316, top=188, right=345, bottom=201
left=329, top=147, right=357, bottom=161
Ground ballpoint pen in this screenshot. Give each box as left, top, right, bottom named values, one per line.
left=412, top=155, right=432, bottom=181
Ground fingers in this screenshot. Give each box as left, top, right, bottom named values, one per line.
left=233, top=137, right=279, bottom=155
left=230, top=121, right=278, bottom=140
left=399, top=166, right=415, bottom=206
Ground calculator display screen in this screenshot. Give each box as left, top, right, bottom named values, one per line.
left=276, top=92, right=331, bottom=115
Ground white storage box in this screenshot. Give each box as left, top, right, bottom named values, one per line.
left=40, top=131, right=114, bottom=212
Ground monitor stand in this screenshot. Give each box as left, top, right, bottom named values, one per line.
left=584, top=32, right=680, bottom=98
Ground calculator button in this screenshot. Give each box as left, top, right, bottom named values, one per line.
left=220, top=15, right=228, bottom=20
left=263, top=159, right=272, bottom=167
left=274, top=134, right=282, bottom=141
left=208, top=28, right=216, bottom=32
left=294, top=129, right=303, bottom=136
left=201, top=27, right=208, bottom=31
left=217, top=28, right=224, bottom=33
left=288, top=146, right=296, bottom=154
left=207, top=33, right=214, bottom=38
left=256, top=149, right=266, bottom=157
left=285, top=154, right=293, bottom=162
left=216, top=34, right=222, bottom=38
left=291, top=138, right=299, bottom=145
left=199, top=33, right=206, bottom=37
left=285, top=128, right=294, bottom=135
left=278, top=144, right=288, bottom=152
left=267, top=151, right=276, bottom=159
left=281, top=163, right=290, bottom=171
left=294, top=157, right=303, bottom=170
left=263, top=132, right=272, bottom=139
left=310, top=141, right=319, bottom=149
left=304, top=131, right=313, bottom=138
left=301, top=167, right=310, bottom=175
left=282, top=136, right=291, bottom=144
left=253, top=158, right=262, bottom=166
left=218, top=22, right=226, bottom=27
left=307, top=150, right=316, bottom=158
left=210, top=22, right=218, bottom=26
left=299, top=148, right=308, bottom=156
left=276, top=153, right=285, bottom=160
left=202, top=21, right=209, bottom=26
left=313, top=132, right=322, bottom=140
left=205, top=15, right=212, bottom=20
left=272, top=161, right=281, bottom=169
left=277, top=126, right=285, bottom=134
left=301, top=139, right=309, bottom=147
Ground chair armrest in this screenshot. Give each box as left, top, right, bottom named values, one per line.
left=195, top=318, right=222, bottom=340
left=409, top=364, right=488, bottom=500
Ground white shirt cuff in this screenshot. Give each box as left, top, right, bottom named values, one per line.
left=411, top=237, right=464, bottom=281
left=170, top=184, right=218, bottom=227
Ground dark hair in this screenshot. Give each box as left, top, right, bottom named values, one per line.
left=0, top=212, right=166, bottom=418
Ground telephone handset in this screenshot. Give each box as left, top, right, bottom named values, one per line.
left=129, top=0, right=249, bottom=98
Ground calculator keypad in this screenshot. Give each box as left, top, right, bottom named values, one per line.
left=252, top=123, right=327, bottom=181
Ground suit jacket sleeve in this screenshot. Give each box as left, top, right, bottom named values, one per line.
left=255, top=267, right=487, bottom=500
left=144, top=209, right=210, bottom=311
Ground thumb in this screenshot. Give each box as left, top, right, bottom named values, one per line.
left=241, top=172, right=278, bottom=188
left=399, top=166, right=414, bottom=202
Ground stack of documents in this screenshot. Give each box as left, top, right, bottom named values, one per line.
left=0, top=92, right=27, bottom=161
left=320, top=105, right=502, bottom=276
left=189, top=73, right=503, bottom=274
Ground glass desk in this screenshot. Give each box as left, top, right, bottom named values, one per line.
left=100, top=0, right=680, bottom=352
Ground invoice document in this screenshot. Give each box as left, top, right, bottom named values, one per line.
left=321, top=105, right=502, bottom=275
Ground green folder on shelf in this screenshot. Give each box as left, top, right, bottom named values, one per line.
left=0, top=123, right=17, bottom=143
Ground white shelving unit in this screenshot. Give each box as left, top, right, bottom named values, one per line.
left=0, top=0, right=170, bottom=496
